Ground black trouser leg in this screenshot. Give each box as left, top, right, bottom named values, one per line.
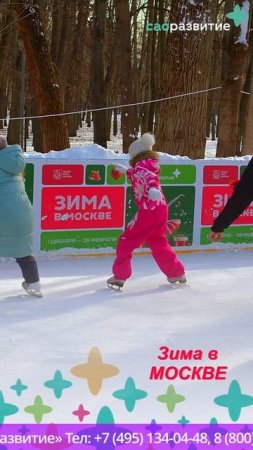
left=15, top=256, right=40, bottom=284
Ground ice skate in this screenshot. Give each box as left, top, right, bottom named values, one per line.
left=22, top=281, right=43, bottom=298
left=107, top=276, right=125, bottom=290
left=167, top=274, right=187, bottom=284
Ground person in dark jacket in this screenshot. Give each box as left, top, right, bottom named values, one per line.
left=0, top=135, right=42, bottom=297
left=210, top=157, right=253, bottom=242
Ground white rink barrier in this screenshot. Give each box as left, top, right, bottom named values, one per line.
left=24, top=153, right=253, bottom=255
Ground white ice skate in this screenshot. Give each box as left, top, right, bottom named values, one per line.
left=167, top=274, right=187, bottom=284
left=107, top=276, right=125, bottom=290
left=22, top=281, right=43, bottom=298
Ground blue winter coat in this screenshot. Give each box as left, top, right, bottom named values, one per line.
left=0, top=144, right=34, bottom=257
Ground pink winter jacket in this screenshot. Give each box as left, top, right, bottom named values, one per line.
left=126, top=158, right=166, bottom=210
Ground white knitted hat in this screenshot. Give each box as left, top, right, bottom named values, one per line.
left=0, top=136, right=7, bottom=150
left=128, top=133, right=155, bottom=158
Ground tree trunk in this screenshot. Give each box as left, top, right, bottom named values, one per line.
left=113, top=108, right=118, bottom=136
left=216, top=0, right=251, bottom=157
left=148, top=1, right=158, bottom=133
left=7, top=49, right=23, bottom=144
left=86, top=110, right=91, bottom=128
left=0, top=89, right=7, bottom=130
left=0, top=12, right=14, bottom=130
left=50, top=0, right=61, bottom=63
left=56, top=0, right=77, bottom=91
left=92, top=0, right=107, bottom=148
left=242, top=18, right=253, bottom=154
left=130, top=0, right=140, bottom=134
left=104, top=1, right=121, bottom=143
left=140, top=0, right=155, bottom=134
left=65, top=0, right=90, bottom=139
left=242, top=75, right=253, bottom=154
left=115, top=0, right=137, bottom=152
left=206, top=33, right=222, bottom=141
left=32, top=102, right=43, bottom=152
left=13, top=0, right=70, bottom=152
left=155, top=0, right=218, bottom=158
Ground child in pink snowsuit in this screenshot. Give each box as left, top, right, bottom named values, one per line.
left=107, top=133, right=186, bottom=288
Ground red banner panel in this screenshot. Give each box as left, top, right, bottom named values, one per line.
left=41, top=187, right=125, bottom=230
left=203, top=165, right=238, bottom=185
left=42, top=164, right=84, bottom=185
left=201, top=186, right=253, bottom=226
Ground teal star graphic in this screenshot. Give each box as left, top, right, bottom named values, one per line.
left=0, top=390, right=19, bottom=423
left=113, top=377, right=147, bottom=412
left=177, top=415, right=190, bottom=424
left=157, top=385, right=185, bottom=413
left=44, top=370, right=72, bottom=398
left=97, top=406, right=115, bottom=424
left=24, top=395, right=53, bottom=423
left=214, top=380, right=253, bottom=421
left=226, top=5, right=248, bottom=27
left=10, top=379, right=28, bottom=397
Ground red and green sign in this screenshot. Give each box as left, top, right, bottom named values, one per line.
left=107, top=164, right=126, bottom=185
left=201, top=226, right=253, bottom=245
left=41, top=229, right=122, bottom=250
left=41, top=186, right=125, bottom=230
left=22, top=158, right=253, bottom=254
left=85, top=165, right=105, bottom=185
left=201, top=186, right=253, bottom=226
left=42, top=164, right=84, bottom=185
left=203, top=165, right=238, bottom=185
left=160, top=164, right=196, bottom=185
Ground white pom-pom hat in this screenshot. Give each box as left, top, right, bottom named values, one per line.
left=128, top=133, right=155, bottom=158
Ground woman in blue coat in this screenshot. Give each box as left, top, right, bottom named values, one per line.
left=0, top=136, right=42, bottom=297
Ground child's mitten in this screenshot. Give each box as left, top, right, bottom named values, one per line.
left=149, top=187, right=162, bottom=201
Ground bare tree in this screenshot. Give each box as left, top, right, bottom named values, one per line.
left=155, top=0, right=219, bottom=158
left=13, top=0, right=69, bottom=152
left=92, top=0, right=107, bottom=147
left=7, top=41, right=24, bottom=144
left=65, top=0, right=91, bottom=137
left=242, top=65, right=253, bottom=154
left=217, top=0, right=251, bottom=157
left=0, top=6, right=14, bottom=129
left=115, top=0, right=137, bottom=152
left=242, top=9, right=253, bottom=154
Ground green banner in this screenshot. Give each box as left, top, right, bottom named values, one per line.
left=24, top=163, right=34, bottom=204
left=125, top=186, right=195, bottom=247
left=163, top=186, right=195, bottom=247
left=160, top=165, right=196, bottom=185
left=41, top=230, right=122, bottom=250
left=201, top=226, right=253, bottom=245
left=125, top=187, right=138, bottom=227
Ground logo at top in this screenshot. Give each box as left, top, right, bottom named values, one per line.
left=226, top=4, right=248, bottom=27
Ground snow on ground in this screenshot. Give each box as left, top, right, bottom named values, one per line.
left=0, top=119, right=219, bottom=158
left=1, top=249, right=253, bottom=424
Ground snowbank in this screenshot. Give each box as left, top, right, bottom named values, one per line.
left=25, top=144, right=129, bottom=160
left=25, top=144, right=193, bottom=161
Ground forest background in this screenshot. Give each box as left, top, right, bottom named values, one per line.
left=0, top=0, right=252, bottom=158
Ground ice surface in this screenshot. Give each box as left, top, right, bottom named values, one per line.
left=1, top=250, right=253, bottom=423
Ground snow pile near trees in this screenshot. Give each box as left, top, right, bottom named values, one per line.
left=25, top=144, right=192, bottom=161
left=25, top=144, right=127, bottom=160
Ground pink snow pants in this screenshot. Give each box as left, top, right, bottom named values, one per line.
left=112, top=204, right=185, bottom=280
